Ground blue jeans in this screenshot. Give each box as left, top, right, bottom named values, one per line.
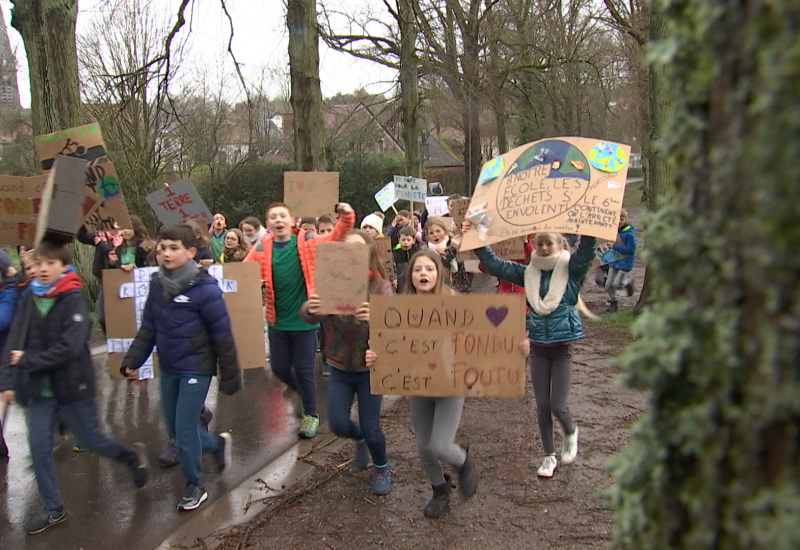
left=268, top=328, right=317, bottom=416
left=160, top=372, right=220, bottom=486
left=27, top=397, right=137, bottom=511
left=326, top=367, right=386, bottom=466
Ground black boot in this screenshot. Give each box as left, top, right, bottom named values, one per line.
left=424, top=474, right=451, bottom=518
left=458, top=446, right=478, bottom=498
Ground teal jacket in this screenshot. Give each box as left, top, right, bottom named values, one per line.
left=474, top=236, right=596, bottom=345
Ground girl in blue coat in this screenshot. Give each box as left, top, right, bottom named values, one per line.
left=469, top=226, right=595, bottom=478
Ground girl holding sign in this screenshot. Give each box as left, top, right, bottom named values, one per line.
left=300, top=229, right=393, bottom=495
left=467, top=223, right=595, bottom=478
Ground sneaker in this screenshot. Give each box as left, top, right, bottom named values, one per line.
left=158, top=437, right=179, bottom=468
left=213, top=433, right=232, bottom=472
left=458, top=446, right=479, bottom=498
left=625, top=279, right=635, bottom=297
left=129, top=442, right=148, bottom=489
left=72, top=445, right=85, bottom=453
left=562, top=426, right=579, bottom=465
left=605, top=300, right=618, bottom=313
left=199, top=406, right=214, bottom=431
left=352, top=440, right=369, bottom=469
left=24, top=507, right=67, bottom=535
left=177, top=483, right=208, bottom=511
left=322, top=363, right=331, bottom=377
left=372, top=464, right=391, bottom=495
left=537, top=455, right=558, bottom=478
left=299, top=414, right=319, bottom=438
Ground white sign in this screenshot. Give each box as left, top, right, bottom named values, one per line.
left=374, top=181, right=396, bottom=211
left=425, top=196, right=450, bottom=217
left=393, top=175, right=426, bottom=202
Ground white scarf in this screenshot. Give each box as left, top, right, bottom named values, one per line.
left=524, top=249, right=570, bottom=316
left=246, top=227, right=267, bottom=244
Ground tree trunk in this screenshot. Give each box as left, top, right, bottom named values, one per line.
left=287, top=0, right=326, bottom=171
left=11, top=0, right=82, bottom=135
left=612, top=0, right=800, bottom=547
left=398, top=0, right=422, bottom=178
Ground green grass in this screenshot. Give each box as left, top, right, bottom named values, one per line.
left=595, top=309, right=637, bottom=329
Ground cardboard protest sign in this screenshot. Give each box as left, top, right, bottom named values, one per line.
left=34, top=122, right=132, bottom=231
left=425, top=196, right=449, bottom=217
left=0, top=175, right=46, bottom=246
left=374, top=182, right=396, bottom=211
left=146, top=180, right=212, bottom=225
left=457, top=236, right=526, bottom=262
left=314, top=241, right=370, bottom=315
left=593, top=239, right=623, bottom=266
left=284, top=172, right=339, bottom=218
left=374, top=236, right=395, bottom=281
left=103, top=261, right=266, bottom=379
left=460, top=137, right=631, bottom=251
left=35, top=155, right=97, bottom=244
left=370, top=294, right=527, bottom=397
left=393, top=175, right=426, bottom=202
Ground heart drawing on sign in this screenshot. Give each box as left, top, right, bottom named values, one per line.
left=485, top=306, right=508, bottom=327
left=427, top=362, right=437, bottom=370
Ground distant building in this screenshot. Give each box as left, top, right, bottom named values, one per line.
left=0, top=9, right=20, bottom=110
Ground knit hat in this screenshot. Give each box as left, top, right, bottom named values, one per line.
left=0, top=250, right=11, bottom=279
left=361, top=214, right=384, bottom=234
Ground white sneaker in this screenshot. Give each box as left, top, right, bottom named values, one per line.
left=561, top=426, right=579, bottom=465
left=537, top=455, right=558, bottom=477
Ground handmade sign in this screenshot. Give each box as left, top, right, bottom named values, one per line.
left=34, top=123, right=132, bottom=231
left=425, top=196, right=450, bottom=217
left=284, top=172, right=339, bottom=218
left=374, top=236, right=395, bottom=281
left=457, top=236, right=526, bottom=262
left=314, top=241, right=370, bottom=315
left=594, top=239, right=623, bottom=266
left=460, top=137, right=631, bottom=251
left=448, top=197, right=470, bottom=237
left=146, top=180, right=212, bottom=225
left=35, top=155, right=100, bottom=244
left=0, top=175, right=47, bottom=246
left=103, top=262, right=266, bottom=379
left=370, top=294, right=527, bottom=397
left=393, top=175, right=426, bottom=202
left=374, top=182, right=396, bottom=211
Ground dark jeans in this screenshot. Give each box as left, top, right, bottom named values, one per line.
left=531, top=344, right=575, bottom=455
left=27, top=396, right=138, bottom=511
left=268, top=328, right=317, bottom=416
left=326, top=367, right=386, bottom=466
left=0, top=416, right=7, bottom=457
left=160, top=372, right=220, bottom=486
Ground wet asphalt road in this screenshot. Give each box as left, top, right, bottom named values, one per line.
left=0, top=354, right=330, bottom=549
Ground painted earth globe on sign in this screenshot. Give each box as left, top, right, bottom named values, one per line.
left=588, top=142, right=628, bottom=173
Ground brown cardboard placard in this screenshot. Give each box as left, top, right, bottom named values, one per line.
left=460, top=137, right=631, bottom=251
left=103, top=262, right=266, bottom=379
left=374, top=236, right=395, bottom=281
left=34, top=155, right=91, bottom=244
left=145, top=179, right=212, bottom=225
left=283, top=172, right=339, bottom=218
left=314, top=241, right=370, bottom=315
left=369, top=293, right=527, bottom=397
left=0, top=175, right=46, bottom=247
left=34, top=123, right=132, bottom=231
left=457, top=236, right=526, bottom=262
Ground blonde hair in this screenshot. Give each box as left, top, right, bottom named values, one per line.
left=425, top=217, right=451, bottom=239
left=532, top=232, right=568, bottom=249
left=402, top=249, right=451, bottom=295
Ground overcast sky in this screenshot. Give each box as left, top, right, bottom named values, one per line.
left=1, top=0, right=398, bottom=109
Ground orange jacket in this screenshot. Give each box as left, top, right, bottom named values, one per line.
left=244, top=210, right=355, bottom=324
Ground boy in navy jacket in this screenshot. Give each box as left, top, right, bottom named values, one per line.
left=121, top=224, right=241, bottom=512
left=606, top=209, right=637, bottom=311
left=0, top=242, right=147, bottom=535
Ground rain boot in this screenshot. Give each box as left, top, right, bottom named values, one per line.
left=424, top=474, right=451, bottom=518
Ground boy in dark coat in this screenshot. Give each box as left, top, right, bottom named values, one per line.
left=0, top=242, right=147, bottom=535
left=392, top=226, right=421, bottom=291
left=121, top=224, right=241, bottom=512
left=606, top=209, right=637, bottom=311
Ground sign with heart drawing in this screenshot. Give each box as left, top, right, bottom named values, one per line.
left=369, top=293, right=527, bottom=397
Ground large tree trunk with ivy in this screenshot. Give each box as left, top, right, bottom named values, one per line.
left=11, top=0, right=82, bottom=135
left=287, top=0, right=326, bottom=171
left=611, top=0, right=800, bottom=547
left=398, top=0, right=422, bottom=178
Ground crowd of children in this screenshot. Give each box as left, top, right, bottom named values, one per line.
left=0, top=198, right=636, bottom=535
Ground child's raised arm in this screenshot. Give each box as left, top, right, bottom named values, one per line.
left=569, top=236, right=597, bottom=280
left=316, top=203, right=355, bottom=243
